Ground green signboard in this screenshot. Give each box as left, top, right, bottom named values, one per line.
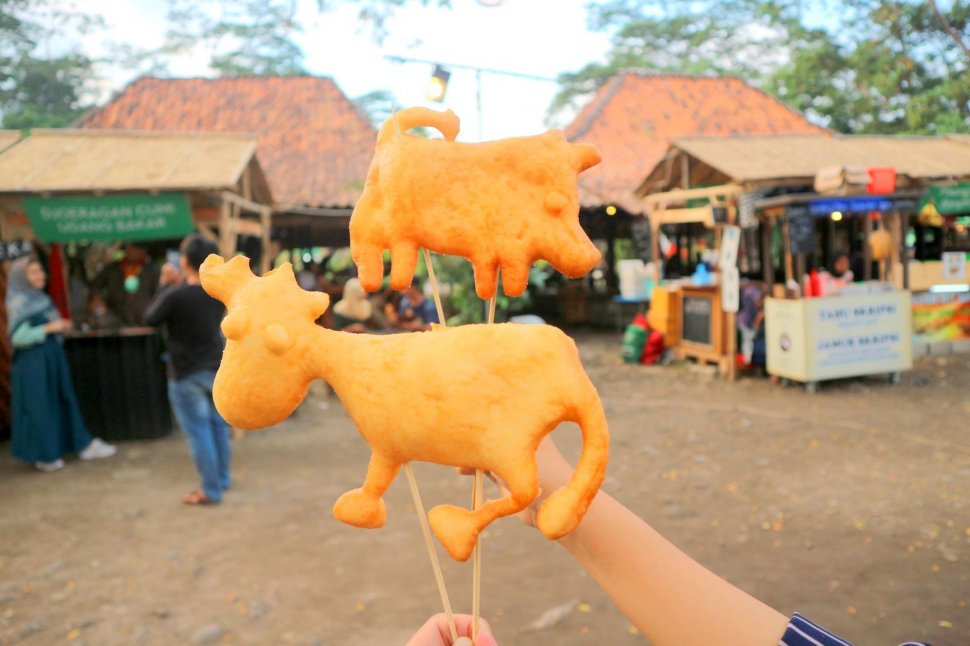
left=23, top=193, right=194, bottom=242
left=927, top=183, right=970, bottom=215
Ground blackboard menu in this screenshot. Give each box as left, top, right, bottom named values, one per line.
left=682, top=295, right=713, bottom=346
left=631, top=218, right=652, bottom=263
left=786, top=205, right=816, bottom=254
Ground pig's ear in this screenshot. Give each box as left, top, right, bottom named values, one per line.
left=571, top=143, right=601, bottom=172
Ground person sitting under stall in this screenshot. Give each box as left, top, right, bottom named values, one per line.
left=818, top=253, right=855, bottom=296
left=331, top=278, right=380, bottom=333
left=394, top=279, right=439, bottom=332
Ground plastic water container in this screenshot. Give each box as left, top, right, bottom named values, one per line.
left=618, top=259, right=651, bottom=299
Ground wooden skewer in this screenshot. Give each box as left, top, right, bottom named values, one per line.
left=473, top=276, right=498, bottom=639
left=404, top=462, right=458, bottom=642
left=422, top=248, right=447, bottom=326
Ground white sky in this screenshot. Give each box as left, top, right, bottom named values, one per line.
left=65, top=0, right=613, bottom=141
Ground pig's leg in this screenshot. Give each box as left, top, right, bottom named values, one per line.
left=332, top=451, right=401, bottom=529
left=471, top=257, right=499, bottom=301
left=354, top=244, right=385, bottom=293
left=500, top=259, right=530, bottom=297
left=389, top=242, right=419, bottom=290
left=427, top=457, right=538, bottom=561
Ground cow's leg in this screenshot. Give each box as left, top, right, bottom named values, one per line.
left=428, top=457, right=538, bottom=561
left=471, top=256, right=499, bottom=301
left=353, top=243, right=385, bottom=293
left=500, top=259, right=530, bottom=297
left=389, top=242, right=419, bottom=291
left=332, top=451, right=401, bottom=529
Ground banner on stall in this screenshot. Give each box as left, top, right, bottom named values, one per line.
left=925, top=183, right=970, bottom=215
left=912, top=291, right=970, bottom=342
left=766, top=291, right=912, bottom=381
left=23, top=193, right=194, bottom=242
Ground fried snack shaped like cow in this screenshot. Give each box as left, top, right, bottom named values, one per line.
left=350, top=107, right=603, bottom=300
left=200, top=255, right=609, bottom=561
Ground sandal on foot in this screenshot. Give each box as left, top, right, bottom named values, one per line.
left=182, top=490, right=216, bottom=505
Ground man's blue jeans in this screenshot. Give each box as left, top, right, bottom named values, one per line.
left=168, top=370, right=231, bottom=502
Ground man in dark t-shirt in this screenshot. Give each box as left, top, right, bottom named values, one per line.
left=145, top=235, right=230, bottom=506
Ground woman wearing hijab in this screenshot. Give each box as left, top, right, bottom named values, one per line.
left=331, top=278, right=376, bottom=333
left=7, top=256, right=116, bottom=472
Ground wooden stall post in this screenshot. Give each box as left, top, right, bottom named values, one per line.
left=259, top=206, right=272, bottom=275
left=218, top=198, right=233, bottom=258
left=862, top=210, right=873, bottom=280
left=761, top=217, right=775, bottom=289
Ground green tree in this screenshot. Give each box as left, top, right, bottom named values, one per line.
left=0, top=0, right=98, bottom=129
left=555, top=0, right=969, bottom=135
left=161, top=0, right=307, bottom=76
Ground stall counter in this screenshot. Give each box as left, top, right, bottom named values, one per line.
left=765, top=291, right=912, bottom=390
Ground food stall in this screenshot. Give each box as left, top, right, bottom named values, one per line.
left=641, top=185, right=743, bottom=378
left=0, top=129, right=273, bottom=439
left=634, top=134, right=970, bottom=388
left=900, top=183, right=970, bottom=351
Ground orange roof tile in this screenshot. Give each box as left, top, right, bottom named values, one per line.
left=564, top=73, right=827, bottom=212
left=78, top=76, right=376, bottom=209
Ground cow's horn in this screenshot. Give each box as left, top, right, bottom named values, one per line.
left=200, top=254, right=255, bottom=305
left=306, top=291, right=330, bottom=319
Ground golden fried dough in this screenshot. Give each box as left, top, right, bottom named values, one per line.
left=350, top=107, right=602, bottom=300
left=200, top=255, right=609, bottom=561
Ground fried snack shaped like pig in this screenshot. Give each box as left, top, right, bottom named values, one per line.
left=200, top=254, right=609, bottom=561
left=350, top=107, right=602, bottom=300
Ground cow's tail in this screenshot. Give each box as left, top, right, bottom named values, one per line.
left=535, top=387, right=609, bottom=540
left=377, top=107, right=460, bottom=144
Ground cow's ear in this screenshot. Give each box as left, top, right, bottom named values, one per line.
left=545, top=191, right=568, bottom=216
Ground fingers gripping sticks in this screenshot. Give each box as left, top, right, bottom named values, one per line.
left=199, top=255, right=609, bottom=562
left=349, top=107, right=603, bottom=300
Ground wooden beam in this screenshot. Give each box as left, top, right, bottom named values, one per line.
left=761, top=219, right=775, bottom=287
left=219, top=190, right=266, bottom=215
left=218, top=198, right=233, bottom=258
left=259, top=206, right=272, bottom=275
left=650, top=206, right=715, bottom=228
left=642, top=184, right=743, bottom=210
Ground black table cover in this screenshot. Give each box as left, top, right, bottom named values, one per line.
left=64, top=328, right=173, bottom=441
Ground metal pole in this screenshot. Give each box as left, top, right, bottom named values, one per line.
left=476, top=69, right=484, bottom=142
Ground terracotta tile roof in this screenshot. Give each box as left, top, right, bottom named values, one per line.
left=78, top=76, right=376, bottom=209
left=564, top=72, right=827, bottom=213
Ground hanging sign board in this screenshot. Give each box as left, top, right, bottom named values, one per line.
left=721, top=266, right=740, bottom=313
left=785, top=205, right=816, bottom=255
left=942, top=251, right=967, bottom=281
left=719, top=225, right=741, bottom=269
left=926, top=183, right=970, bottom=215
left=23, top=193, right=194, bottom=242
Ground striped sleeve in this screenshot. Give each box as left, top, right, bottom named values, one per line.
left=779, top=613, right=931, bottom=646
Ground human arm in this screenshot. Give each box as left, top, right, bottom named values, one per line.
left=11, top=318, right=72, bottom=348
left=528, top=440, right=789, bottom=646
left=405, top=613, right=497, bottom=646
left=143, top=285, right=176, bottom=327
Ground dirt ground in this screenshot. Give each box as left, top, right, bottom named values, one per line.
left=1, top=332, right=968, bottom=646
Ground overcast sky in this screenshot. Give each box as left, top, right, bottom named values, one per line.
left=64, top=0, right=613, bottom=141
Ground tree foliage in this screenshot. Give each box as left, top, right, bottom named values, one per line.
left=161, top=0, right=307, bottom=77
left=0, top=0, right=97, bottom=129
left=555, top=0, right=969, bottom=134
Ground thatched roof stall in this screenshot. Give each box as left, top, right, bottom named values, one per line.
left=637, top=134, right=970, bottom=293
left=0, top=129, right=273, bottom=269
left=638, top=135, right=970, bottom=195
left=77, top=76, right=378, bottom=249
left=0, top=131, right=21, bottom=154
